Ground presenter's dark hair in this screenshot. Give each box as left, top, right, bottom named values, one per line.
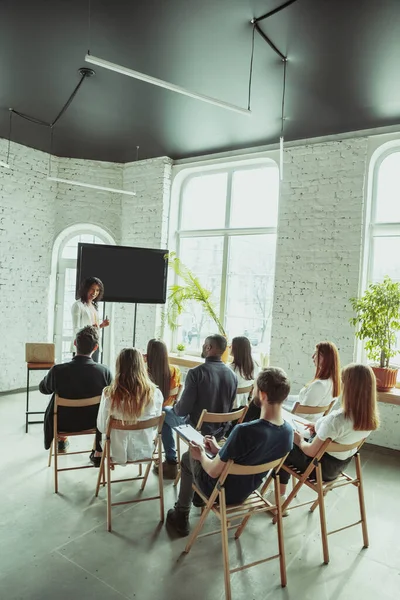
left=206, top=334, right=227, bottom=355
left=146, top=339, right=170, bottom=402
left=75, top=326, right=99, bottom=355
left=231, top=336, right=254, bottom=380
left=79, top=277, right=104, bottom=309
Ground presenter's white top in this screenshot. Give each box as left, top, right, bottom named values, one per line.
left=70, top=300, right=100, bottom=352
left=229, top=362, right=260, bottom=408
left=297, top=378, right=334, bottom=422
left=315, top=408, right=371, bottom=460
left=97, top=387, right=163, bottom=465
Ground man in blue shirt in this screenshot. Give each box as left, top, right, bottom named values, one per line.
left=167, top=367, right=293, bottom=536
left=156, top=334, right=237, bottom=479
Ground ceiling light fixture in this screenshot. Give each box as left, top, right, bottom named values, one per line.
left=0, top=160, right=10, bottom=169
left=85, top=54, right=251, bottom=116
left=47, top=176, right=137, bottom=196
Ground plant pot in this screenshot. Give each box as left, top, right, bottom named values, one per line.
left=371, top=366, right=399, bottom=392
left=221, top=343, right=230, bottom=364
left=177, top=350, right=185, bottom=357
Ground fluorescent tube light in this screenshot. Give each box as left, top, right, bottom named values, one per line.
left=85, top=54, right=251, bottom=116
left=48, top=176, right=136, bottom=196
left=279, top=136, right=284, bottom=180
left=0, top=160, right=10, bottom=168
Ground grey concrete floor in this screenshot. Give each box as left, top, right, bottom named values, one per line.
left=1, top=390, right=400, bottom=600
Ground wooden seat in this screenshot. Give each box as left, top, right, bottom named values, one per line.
left=184, top=454, right=289, bottom=600
left=48, top=394, right=101, bottom=493
left=174, top=405, right=249, bottom=487
left=95, top=413, right=165, bottom=532
left=236, top=384, right=253, bottom=405
left=25, top=342, right=55, bottom=433
left=276, top=438, right=368, bottom=564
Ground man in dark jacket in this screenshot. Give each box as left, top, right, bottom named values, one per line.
left=40, top=326, right=112, bottom=465
left=157, top=334, right=237, bottom=479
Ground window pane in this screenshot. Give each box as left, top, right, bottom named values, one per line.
left=176, top=237, right=224, bottom=351
left=371, top=237, right=400, bottom=282
left=375, top=153, right=400, bottom=223
left=180, top=173, right=227, bottom=230
left=225, top=234, right=276, bottom=353
left=230, top=167, right=279, bottom=228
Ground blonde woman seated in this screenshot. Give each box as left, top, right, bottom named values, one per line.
left=229, top=336, right=260, bottom=408
left=273, top=363, right=379, bottom=507
left=287, top=341, right=341, bottom=421
left=97, top=348, right=163, bottom=465
left=146, top=339, right=181, bottom=407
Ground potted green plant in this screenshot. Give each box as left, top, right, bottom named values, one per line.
left=176, top=343, right=186, bottom=357
left=164, top=252, right=229, bottom=360
left=350, top=276, right=400, bottom=391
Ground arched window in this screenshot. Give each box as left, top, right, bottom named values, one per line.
left=51, top=225, right=115, bottom=364
left=173, top=161, right=279, bottom=355
left=366, top=146, right=400, bottom=370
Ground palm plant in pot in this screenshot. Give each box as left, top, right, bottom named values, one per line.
left=350, top=276, right=400, bottom=391
left=164, top=252, right=229, bottom=360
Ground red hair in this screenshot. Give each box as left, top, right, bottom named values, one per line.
left=313, top=341, right=341, bottom=398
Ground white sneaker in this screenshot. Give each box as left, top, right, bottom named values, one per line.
left=264, top=490, right=289, bottom=517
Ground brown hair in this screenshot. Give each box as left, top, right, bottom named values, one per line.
left=78, top=276, right=104, bottom=309
left=313, top=341, right=341, bottom=398
left=146, top=339, right=170, bottom=401
left=341, top=364, right=379, bottom=431
left=106, top=348, right=155, bottom=422
left=256, top=367, right=290, bottom=405
left=75, top=325, right=99, bottom=355
left=231, top=336, right=254, bottom=380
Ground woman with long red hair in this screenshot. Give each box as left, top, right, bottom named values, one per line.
left=97, top=348, right=163, bottom=464
left=296, top=341, right=341, bottom=421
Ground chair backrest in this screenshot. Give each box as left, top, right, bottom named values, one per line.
left=195, top=405, right=248, bottom=430
left=326, top=438, right=367, bottom=454
left=26, top=342, right=55, bottom=364
left=236, top=384, right=253, bottom=396
left=107, top=413, right=165, bottom=435
left=55, top=395, right=101, bottom=412
left=292, top=400, right=335, bottom=417
left=227, top=455, right=288, bottom=476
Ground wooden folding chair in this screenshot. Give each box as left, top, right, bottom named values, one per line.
left=276, top=438, right=368, bottom=564
left=173, top=405, right=249, bottom=487
left=95, top=413, right=165, bottom=532
left=236, top=384, right=253, bottom=405
left=184, top=454, right=289, bottom=600
left=48, top=394, right=101, bottom=493
left=291, top=400, right=335, bottom=418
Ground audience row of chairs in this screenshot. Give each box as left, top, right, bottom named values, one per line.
left=49, top=392, right=369, bottom=600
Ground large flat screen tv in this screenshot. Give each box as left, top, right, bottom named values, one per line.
left=76, top=243, right=168, bottom=304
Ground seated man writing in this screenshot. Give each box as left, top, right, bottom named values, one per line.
left=40, top=326, right=112, bottom=466
left=156, top=334, right=237, bottom=479
left=167, top=367, right=294, bottom=536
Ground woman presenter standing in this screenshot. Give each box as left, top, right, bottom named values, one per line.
left=71, top=277, right=109, bottom=362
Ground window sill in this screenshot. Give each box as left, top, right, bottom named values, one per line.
left=377, top=389, right=400, bottom=406
left=169, top=353, right=204, bottom=369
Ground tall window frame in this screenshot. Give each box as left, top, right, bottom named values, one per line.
left=173, top=159, right=279, bottom=356
left=363, top=143, right=400, bottom=381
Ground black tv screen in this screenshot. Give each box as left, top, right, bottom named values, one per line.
left=76, top=243, right=168, bottom=304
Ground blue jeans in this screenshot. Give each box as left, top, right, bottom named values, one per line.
left=161, top=406, right=188, bottom=462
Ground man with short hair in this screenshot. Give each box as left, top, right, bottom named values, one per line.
left=40, top=326, right=112, bottom=465
left=167, top=367, right=294, bottom=536
left=157, top=334, right=237, bottom=479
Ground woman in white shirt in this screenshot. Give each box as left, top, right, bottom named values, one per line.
left=71, top=277, right=110, bottom=362
left=229, top=336, right=260, bottom=408
left=277, top=363, right=379, bottom=503
left=290, top=341, right=341, bottom=421
left=97, top=348, right=163, bottom=465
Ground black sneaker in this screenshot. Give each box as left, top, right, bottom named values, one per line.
left=166, top=505, right=190, bottom=536
left=89, top=451, right=101, bottom=468
left=57, top=439, right=70, bottom=453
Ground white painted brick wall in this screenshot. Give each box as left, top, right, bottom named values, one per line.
left=270, top=138, right=369, bottom=391
left=0, top=140, right=55, bottom=391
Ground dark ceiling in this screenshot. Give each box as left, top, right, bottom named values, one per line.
left=1, top=0, right=400, bottom=163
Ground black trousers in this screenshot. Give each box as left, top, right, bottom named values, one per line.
left=279, top=444, right=352, bottom=485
